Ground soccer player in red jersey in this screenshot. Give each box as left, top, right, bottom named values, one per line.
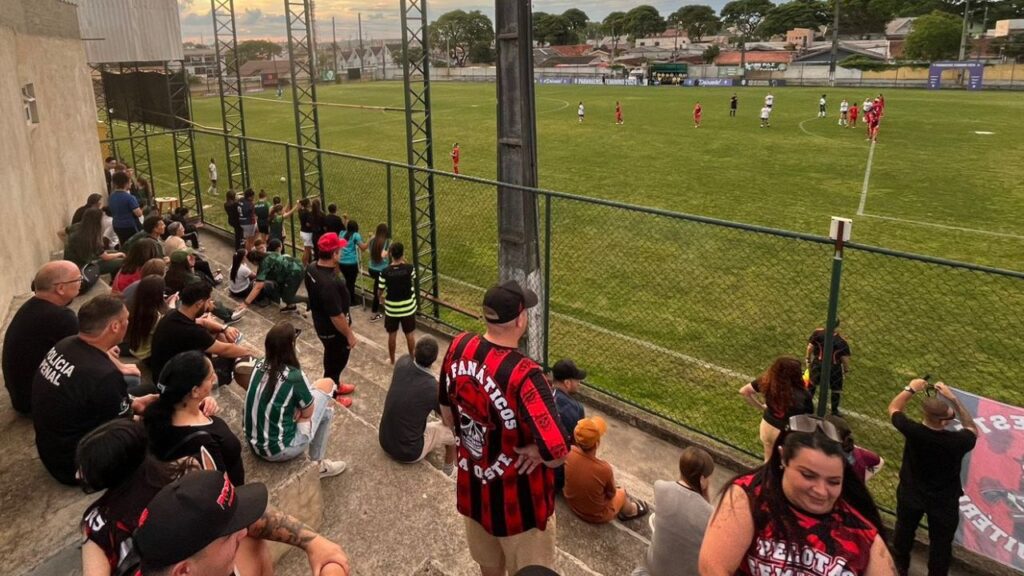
left=450, top=143, right=460, bottom=175
left=615, top=101, right=623, bottom=125
left=848, top=103, right=859, bottom=128
left=693, top=102, right=703, bottom=128
left=439, top=280, right=570, bottom=576
left=868, top=109, right=880, bottom=142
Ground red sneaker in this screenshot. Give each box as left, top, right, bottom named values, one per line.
left=336, top=383, right=356, bottom=395
left=335, top=396, right=353, bottom=408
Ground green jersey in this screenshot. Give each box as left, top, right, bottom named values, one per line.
left=243, top=361, right=313, bottom=457
left=257, top=251, right=303, bottom=284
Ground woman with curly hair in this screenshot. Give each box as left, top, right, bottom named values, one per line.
left=739, top=356, right=814, bottom=462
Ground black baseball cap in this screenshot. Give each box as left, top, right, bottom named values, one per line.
left=482, top=280, right=538, bottom=324
left=552, top=359, right=587, bottom=381
left=134, top=470, right=268, bottom=568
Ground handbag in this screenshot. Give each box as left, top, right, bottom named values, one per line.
left=80, top=261, right=101, bottom=294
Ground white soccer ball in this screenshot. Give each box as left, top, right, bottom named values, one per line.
left=280, top=176, right=287, bottom=183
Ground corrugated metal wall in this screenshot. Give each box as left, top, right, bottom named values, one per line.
left=77, top=0, right=182, bottom=63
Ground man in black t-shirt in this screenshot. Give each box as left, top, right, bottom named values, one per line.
left=806, top=319, right=851, bottom=415
left=379, top=337, right=455, bottom=474
left=149, top=282, right=250, bottom=384
left=304, top=233, right=358, bottom=403
left=889, top=378, right=978, bottom=576
left=3, top=261, right=81, bottom=414
left=32, top=295, right=157, bottom=484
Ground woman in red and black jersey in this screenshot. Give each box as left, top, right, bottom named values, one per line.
left=699, top=416, right=897, bottom=576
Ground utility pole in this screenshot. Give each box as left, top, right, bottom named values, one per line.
left=495, top=0, right=544, bottom=361
left=358, top=12, right=364, bottom=74
left=332, top=16, right=339, bottom=83
left=828, top=0, right=840, bottom=86
left=959, top=0, right=972, bottom=61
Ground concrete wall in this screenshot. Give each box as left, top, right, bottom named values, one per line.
left=0, top=1, right=105, bottom=321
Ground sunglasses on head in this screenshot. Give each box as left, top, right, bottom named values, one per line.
left=787, top=414, right=842, bottom=443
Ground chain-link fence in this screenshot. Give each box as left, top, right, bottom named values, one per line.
left=103, top=131, right=1024, bottom=514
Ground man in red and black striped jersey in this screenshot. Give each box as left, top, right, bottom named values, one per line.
left=439, top=280, right=571, bottom=576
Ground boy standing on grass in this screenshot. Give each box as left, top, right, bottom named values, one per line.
left=760, top=104, right=771, bottom=128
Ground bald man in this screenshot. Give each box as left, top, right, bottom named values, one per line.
left=3, top=261, right=81, bottom=414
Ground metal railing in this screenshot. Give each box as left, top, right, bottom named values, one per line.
left=102, top=131, right=1024, bottom=514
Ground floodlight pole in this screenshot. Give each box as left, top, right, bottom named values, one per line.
left=958, top=0, right=972, bottom=61
left=495, top=0, right=545, bottom=363
left=211, top=0, right=250, bottom=191
left=828, top=0, right=840, bottom=86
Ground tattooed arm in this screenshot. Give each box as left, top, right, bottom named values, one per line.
left=248, top=507, right=350, bottom=575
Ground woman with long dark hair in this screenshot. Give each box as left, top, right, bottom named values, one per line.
left=699, top=417, right=895, bottom=576
left=111, top=238, right=162, bottom=293
left=144, top=351, right=245, bottom=485
left=740, top=356, right=813, bottom=461
left=244, top=322, right=347, bottom=478
left=366, top=223, right=390, bottom=322
left=77, top=420, right=188, bottom=576
left=64, top=208, right=124, bottom=279
left=126, top=276, right=170, bottom=363
left=229, top=249, right=255, bottom=300
left=339, top=219, right=368, bottom=309
left=225, top=190, right=242, bottom=249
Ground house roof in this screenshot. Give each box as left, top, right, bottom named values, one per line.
left=548, top=44, right=593, bottom=57
left=714, top=50, right=795, bottom=65
left=886, top=17, right=916, bottom=37
left=536, top=55, right=602, bottom=67
left=792, top=43, right=886, bottom=62
left=642, top=28, right=686, bottom=39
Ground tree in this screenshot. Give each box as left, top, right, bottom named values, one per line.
left=703, top=44, right=722, bottom=63
left=720, top=0, right=775, bottom=75
left=534, top=13, right=575, bottom=45
left=903, top=10, right=962, bottom=60
left=668, top=5, right=721, bottom=42
left=826, top=0, right=893, bottom=36
left=429, top=10, right=494, bottom=67
left=391, top=45, right=423, bottom=67
left=759, top=0, right=829, bottom=38
left=602, top=11, right=628, bottom=62
left=562, top=8, right=590, bottom=40
left=623, top=5, right=667, bottom=40
left=469, top=42, right=496, bottom=64
left=235, top=39, right=283, bottom=66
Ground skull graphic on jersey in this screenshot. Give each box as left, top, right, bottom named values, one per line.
left=459, top=412, right=487, bottom=461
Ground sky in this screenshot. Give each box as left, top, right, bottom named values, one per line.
left=177, top=0, right=730, bottom=44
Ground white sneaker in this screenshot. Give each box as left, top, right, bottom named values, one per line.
left=213, top=272, right=225, bottom=283
left=318, top=459, right=348, bottom=478
left=231, top=307, right=247, bottom=321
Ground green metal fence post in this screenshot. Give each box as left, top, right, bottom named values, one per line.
left=816, top=218, right=849, bottom=417
left=286, top=145, right=296, bottom=258
left=386, top=164, right=393, bottom=234
left=543, top=193, right=552, bottom=370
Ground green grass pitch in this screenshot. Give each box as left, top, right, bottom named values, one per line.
left=137, top=82, right=1024, bottom=512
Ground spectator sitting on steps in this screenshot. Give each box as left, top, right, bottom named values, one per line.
left=563, top=416, right=649, bottom=524
left=379, top=336, right=457, bottom=476
left=550, top=358, right=586, bottom=494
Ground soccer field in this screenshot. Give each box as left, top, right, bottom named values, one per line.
left=177, top=82, right=1024, bottom=268
left=136, top=82, right=1024, bottom=512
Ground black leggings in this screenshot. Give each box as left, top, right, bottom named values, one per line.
left=369, top=269, right=382, bottom=313
left=892, top=488, right=959, bottom=576
left=340, top=263, right=359, bottom=309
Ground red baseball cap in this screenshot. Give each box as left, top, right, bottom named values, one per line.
left=317, top=233, right=347, bottom=253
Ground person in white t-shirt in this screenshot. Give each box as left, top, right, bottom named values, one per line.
left=818, top=94, right=827, bottom=118
left=839, top=99, right=850, bottom=126
left=208, top=158, right=218, bottom=197
left=228, top=249, right=256, bottom=301
left=577, top=102, right=585, bottom=123
left=764, top=93, right=774, bottom=109
left=760, top=105, right=771, bottom=128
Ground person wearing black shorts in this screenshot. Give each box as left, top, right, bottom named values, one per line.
left=380, top=242, right=417, bottom=364
left=304, top=233, right=358, bottom=390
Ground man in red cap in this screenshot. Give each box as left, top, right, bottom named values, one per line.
left=439, top=280, right=570, bottom=576
left=304, top=233, right=358, bottom=404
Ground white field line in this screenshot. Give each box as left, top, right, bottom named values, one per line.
left=856, top=139, right=877, bottom=215
left=439, top=273, right=889, bottom=428
left=860, top=213, right=1024, bottom=240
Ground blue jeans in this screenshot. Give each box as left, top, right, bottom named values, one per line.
left=261, top=389, right=334, bottom=462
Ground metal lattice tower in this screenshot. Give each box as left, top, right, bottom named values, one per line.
left=90, top=64, right=118, bottom=160
left=211, top=0, right=250, bottom=191
left=285, top=0, right=325, bottom=201
left=399, top=0, right=439, bottom=316
left=167, top=61, right=202, bottom=219
left=123, top=65, right=153, bottom=191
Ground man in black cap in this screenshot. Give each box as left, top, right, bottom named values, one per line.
left=888, top=379, right=977, bottom=576
left=551, top=359, right=586, bottom=493
left=134, top=470, right=349, bottom=575
left=439, top=280, right=570, bottom=576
